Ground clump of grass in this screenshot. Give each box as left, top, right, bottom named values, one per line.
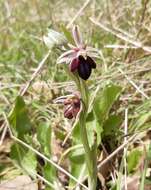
left=0, top=0, right=151, bottom=190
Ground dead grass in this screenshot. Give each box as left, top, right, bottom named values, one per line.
left=0, top=0, right=151, bottom=189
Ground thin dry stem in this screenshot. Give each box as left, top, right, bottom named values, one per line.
left=19, top=50, right=51, bottom=96
left=90, top=17, right=151, bottom=53
left=97, top=134, right=137, bottom=170
left=124, top=108, right=128, bottom=190
left=118, top=68, right=149, bottom=99
left=3, top=113, right=88, bottom=190
left=67, top=0, right=91, bottom=29
left=0, top=123, right=7, bottom=146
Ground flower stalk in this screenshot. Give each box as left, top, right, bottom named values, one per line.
left=57, top=25, right=99, bottom=190
left=78, top=79, right=97, bottom=190
left=63, top=66, right=97, bottom=190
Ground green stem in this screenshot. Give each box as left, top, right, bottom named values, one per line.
left=79, top=112, right=97, bottom=190
left=78, top=79, right=97, bottom=190
left=79, top=110, right=92, bottom=174
left=64, top=67, right=97, bottom=189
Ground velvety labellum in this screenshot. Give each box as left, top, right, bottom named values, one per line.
left=78, top=56, right=92, bottom=80
left=87, top=56, right=96, bottom=69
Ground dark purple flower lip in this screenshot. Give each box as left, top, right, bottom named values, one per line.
left=57, top=25, right=99, bottom=79
left=87, top=56, right=96, bottom=69
left=69, top=55, right=96, bottom=80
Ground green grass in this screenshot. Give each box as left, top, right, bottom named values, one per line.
left=0, top=0, right=151, bottom=189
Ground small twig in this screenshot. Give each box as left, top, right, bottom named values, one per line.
left=0, top=123, right=7, bottom=146
left=19, top=50, right=51, bottom=96
left=113, top=26, right=135, bottom=39
left=90, top=17, right=151, bottom=53
left=118, top=68, right=149, bottom=99
left=67, top=0, right=91, bottom=29
left=98, top=50, right=107, bottom=72
left=92, top=66, right=151, bottom=90
left=4, top=1, right=11, bottom=19
left=62, top=125, right=75, bottom=146
left=36, top=173, right=56, bottom=189
left=0, top=84, right=21, bottom=91
left=124, top=108, right=128, bottom=190
left=62, top=105, right=82, bottom=146
left=137, top=0, right=149, bottom=38
left=97, top=134, right=137, bottom=170
left=100, top=142, right=116, bottom=182
left=58, top=144, right=83, bottom=165
left=104, top=44, right=139, bottom=49
left=74, top=164, right=86, bottom=190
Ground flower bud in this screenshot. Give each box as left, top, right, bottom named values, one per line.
left=63, top=96, right=80, bottom=119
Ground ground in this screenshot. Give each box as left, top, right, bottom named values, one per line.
left=0, top=0, right=151, bottom=190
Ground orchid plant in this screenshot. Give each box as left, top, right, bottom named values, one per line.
left=56, top=26, right=100, bottom=190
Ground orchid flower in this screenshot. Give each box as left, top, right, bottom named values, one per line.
left=57, top=26, right=99, bottom=80
left=54, top=93, right=81, bottom=119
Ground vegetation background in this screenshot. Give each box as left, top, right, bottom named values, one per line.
left=0, top=0, right=151, bottom=189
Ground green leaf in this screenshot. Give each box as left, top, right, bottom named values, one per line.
left=69, top=146, right=85, bottom=164
left=61, top=25, right=74, bottom=44
left=72, top=122, right=81, bottom=144
left=37, top=122, right=51, bottom=156
left=37, top=122, right=57, bottom=189
left=103, top=115, right=122, bottom=136
left=139, top=143, right=151, bottom=190
left=86, top=112, right=101, bottom=147
left=69, top=163, right=86, bottom=188
left=9, top=96, right=32, bottom=139
left=94, top=84, right=122, bottom=124
left=93, top=84, right=122, bottom=144
left=116, top=155, right=125, bottom=190
left=127, top=149, right=142, bottom=173
left=72, top=112, right=101, bottom=146
left=145, top=179, right=151, bottom=185
left=130, top=112, right=151, bottom=132
left=54, top=128, right=66, bottom=141
left=10, top=144, right=37, bottom=178
left=147, top=142, right=151, bottom=160
left=43, top=162, right=57, bottom=186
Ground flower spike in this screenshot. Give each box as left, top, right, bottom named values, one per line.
left=58, top=25, right=99, bottom=80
